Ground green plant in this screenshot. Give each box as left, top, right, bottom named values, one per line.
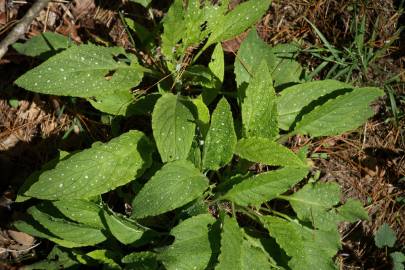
left=303, top=7, right=403, bottom=83
left=11, top=1, right=384, bottom=269
left=374, top=223, right=404, bottom=270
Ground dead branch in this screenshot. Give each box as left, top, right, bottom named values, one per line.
left=0, top=0, right=52, bottom=59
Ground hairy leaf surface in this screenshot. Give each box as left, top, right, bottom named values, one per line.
left=103, top=209, right=148, bottom=245
left=234, top=30, right=300, bottom=88
left=277, top=80, right=351, bottom=130
left=223, top=167, right=308, bottom=206
left=132, top=160, right=209, bottom=218
left=287, top=183, right=368, bottom=230
left=52, top=200, right=103, bottom=229
left=235, top=137, right=306, bottom=167
left=152, top=94, right=196, bottom=162
left=242, top=60, right=278, bottom=139
left=24, top=130, right=153, bottom=200
left=202, top=98, right=237, bottom=171
left=293, top=87, right=384, bottom=137
left=159, top=214, right=215, bottom=270
left=12, top=32, right=71, bottom=59
left=216, top=216, right=275, bottom=270
left=15, top=44, right=143, bottom=98
left=122, top=252, right=158, bottom=270
left=27, top=206, right=106, bottom=247
left=262, top=216, right=340, bottom=270
left=205, top=1, right=270, bottom=49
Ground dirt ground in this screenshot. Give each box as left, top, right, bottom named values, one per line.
left=0, top=0, right=404, bottom=269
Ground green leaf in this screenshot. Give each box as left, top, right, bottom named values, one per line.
left=16, top=151, right=70, bottom=202
left=262, top=216, right=340, bottom=270
left=234, top=30, right=300, bottom=89
left=288, top=182, right=340, bottom=229
left=27, top=205, right=107, bottom=247
left=152, top=94, right=196, bottom=162
left=78, top=249, right=121, bottom=269
left=242, top=60, right=278, bottom=139
left=14, top=220, right=82, bottom=248
left=160, top=0, right=185, bottom=68
left=209, top=43, right=225, bottom=83
left=235, top=137, right=306, bottom=167
left=277, top=80, right=351, bottom=130
left=12, top=32, right=71, bottom=59
left=132, top=160, right=209, bottom=218
left=192, top=97, right=210, bottom=138
left=24, top=246, right=79, bottom=270
left=103, top=208, right=149, bottom=245
left=24, top=130, right=153, bottom=200
left=286, top=183, right=368, bottom=230
left=216, top=216, right=275, bottom=270
left=234, top=30, right=275, bottom=87
left=159, top=214, right=215, bottom=270
left=15, top=44, right=144, bottom=98
left=222, top=167, right=308, bottom=206
left=205, top=0, right=271, bottom=49
left=89, top=89, right=134, bottom=116
left=202, top=98, right=237, bottom=171
left=374, top=223, right=397, bottom=248
left=52, top=200, right=103, bottom=229
left=293, top=87, right=384, bottom=137
left=391, top=252, right=405, bottom=270
left=270, top=44, right=302, bottom=87
left=337, top=199, right=369, bottom=222
left=122, top=252, right=158, bottom=270
left=129, top=0, right=151, bottom=7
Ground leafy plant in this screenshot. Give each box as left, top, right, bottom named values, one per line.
left=12, top=1, right=384, bottom=269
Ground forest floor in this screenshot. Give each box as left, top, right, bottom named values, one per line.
left=0, top=0, right=404, bottom=269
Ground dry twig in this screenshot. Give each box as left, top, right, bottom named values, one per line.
left=0, top=0, right=51, bottom=59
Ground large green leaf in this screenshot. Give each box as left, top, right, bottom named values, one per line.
left=235, top=137, right=306, bottom=167
left=15, top=44, right=144, bottom=98
left=209, top=43, right=225, bottom=83
left=24, top=246, right=79, bottom=270
left=89, top=89, right=134, bottom=116
left=286, top=183, right=368, bottom=230
left=152, top=94, right=196, bottom=162
left=192, top=97, right=210, bottom=138
left=234, top=30, right=275, bottom=87
left=14, top=220, right=82, bottom=248
left=216, top=216, right=275, bottom=270
left=23, top=130, right=153, bottom=200
left=202, top=98, right=237, bottom=171
left=205, top=1, right=271, bottom=50
left=242, top=60, right=278, bottom=139
left=132, top=160, right=209, bottom=218
left=52, top=200, right=103, bottom=229
left=293, top=87, right=384, bottom=137
left=122, top=252, right=158, bottom=270
left=12, top=32, right=71, bottom=59
left=162, top=0, right=269, bottom=67
left=277, top=80, right=351, bottom=130
left=160, top=0, right=185, bottom=68
left=270, top=44, right=302, bottom=87
left=27, top=205, right=107, bottom=247
left=262, top=216, right=341, bottom=270
left=234, top=30, right=300, bottom=88
left=103, top=209, right=149, bottom=245
left=222, top=167, right=308, bottom=206
left=159, top=214, right=215, bottom=270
